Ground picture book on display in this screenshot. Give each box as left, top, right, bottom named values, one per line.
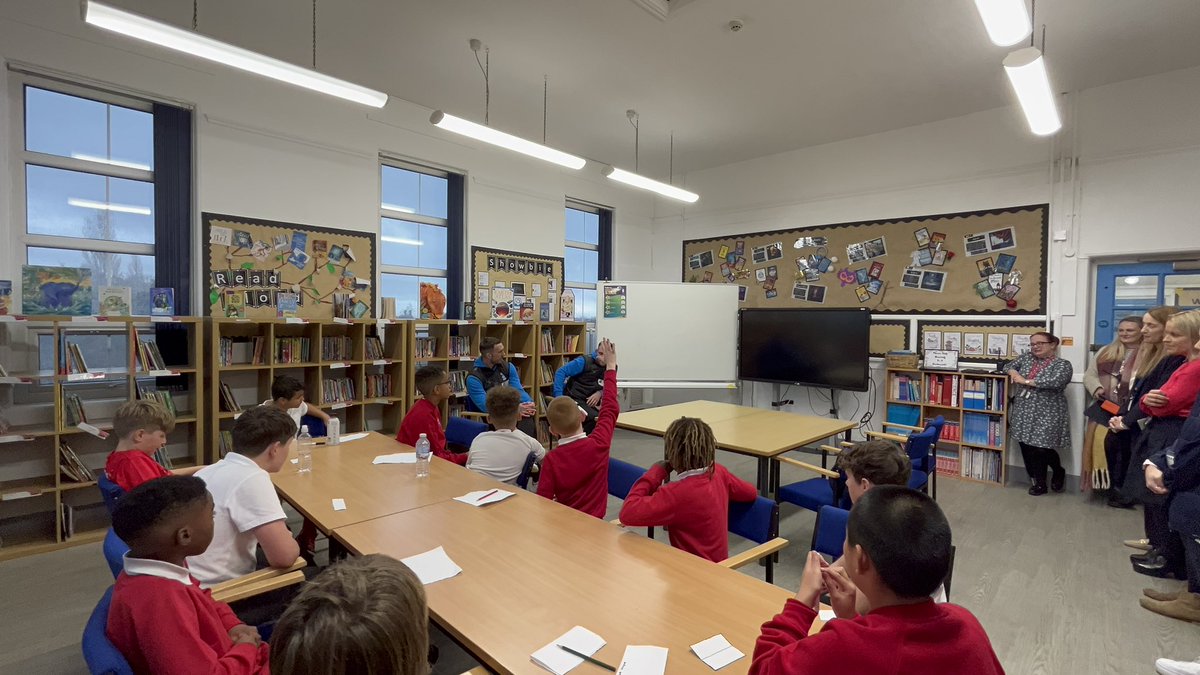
left=99, top=287, right=132, bottom=316
left=0, top=280, right=11, bottom=315
left=150, top=287, right=175, bottom=316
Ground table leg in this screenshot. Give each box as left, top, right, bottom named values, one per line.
left=756, top=457, right=770, bottom=497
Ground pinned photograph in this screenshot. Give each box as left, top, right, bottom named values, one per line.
left=477, top=271, right=490, bottom=286
left=699, top=250, right=714, bottom=267
left=703, top=271, right=713, bottom=282
left=477, top=288, right=490, bottom=303
left=816, top=256, right=833, bottom=273
left=209, top=225, right=233, bottom=246
left=863, top=237, right=887, bottom=259
left=233, top=230, right=253, bottom=249
left=974, top=280, right=995, bottom=299
left=532, top=283, right=542, bottom=296
left=756, top=268, right=768, bottom=282
left=867, top=279, right=883, bottom=295
left=855, top=268, right=869, bottom=285
left=738, top=285, right=747, bottom=302
left=511, top=282, right=526, bottom=295
left=804, top=268, right=822, bottom=282
left=996, top=284, right=1020, bottom=301
left=987, top=227, right=1016, bottom=251
left=767, top=242, right=784, bottom=260
left=796, top=257, right=811, bottom=272
left=924, top=331, right=943, bottom=351
left=977, top=257, right=996, bottom=277
left=767, top=265, right=779, bottom=279
left=766, top=288, right=778, bottom=299
left=914, top=227, right=931, bottom=247
left=943, top=332, right=962, bottom=353
left=918, top=270, right=946, bottom=292
left=855, top=285, right=871, bottom=303
left=995, top=253, right=1017, bottom=274
left=964, top=233, right=989, bottom=256
left=916, top=249, right=934, bottom=267
left=987, top=333, right=1009, bottom=357
left=726, top=252, right=737, bottom=265
left=963, top=333, right=985, bottom=356
left=273, top=233, right=291, bottom=251
left=869, top=261, right=885, bottom=279
left=734, top=240, right=745, bottom=256
left=901, top=270, right=922, bottom=288
left=251, top=240, right=272, bottom=262
left=929, top=232, right=947, bottom=247
left=807, top=285, right=826, bottom=303
left=288, top=247, right=311, bottom=270
left=792, top=282, right=809, bottom=300
left=688, top=253, right=703, bottom=270
left=311, top=239, right=328, bottom=256
left=735, top=256, right=747, bottom=270
left=932, top=250, right=947, bottom=266
left=847, top=243, right=868, bottom=264
left=718, top=245, right=730, bottom=260
left=1012, top=334, right=1032, bottom=354
left=988, top=273, right=1005, bottom=290
left=752, top=245, right=769, bottom=264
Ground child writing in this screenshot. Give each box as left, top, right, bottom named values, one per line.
left=396, top=365, right=466, bottom=465
left=618, top=417, right=757, bottom=561
left=467, top=386, right=546, bottom=484
left=263, top=374, right=331, bottom=431
left=104, top=400, right=200, bottom=493
left=270, top=554, right=429, bottom=675
left=537, top=338, right=619, bottom=517
left=107, top=475, right=269, bottom=674
left=750, top=486, right=1004, bottom=675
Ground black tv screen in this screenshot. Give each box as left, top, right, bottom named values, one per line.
left=738, top=308, right=871, bottom=391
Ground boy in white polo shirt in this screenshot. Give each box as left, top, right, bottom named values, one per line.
left=262, top=374, right=331, bottom=431
left=467, top=386, right=545, bottom=485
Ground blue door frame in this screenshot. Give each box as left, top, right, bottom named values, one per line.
left=1094, top=262, right=1177, bottom=346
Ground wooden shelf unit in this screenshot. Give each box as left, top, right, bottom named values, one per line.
left=884, top=367, right=1009, bottom=486
left=0, top=315, right=204, bottom=561
left=535, top=322, right=588, bottom=443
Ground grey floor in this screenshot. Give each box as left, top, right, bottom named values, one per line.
left=3, top=428, right=1197, bottom=674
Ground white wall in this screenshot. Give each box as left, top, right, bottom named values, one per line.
left=0, top=0, right=658, bottom=309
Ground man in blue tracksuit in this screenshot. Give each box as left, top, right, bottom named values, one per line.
left=553, top=350, right=608, bottom=434
left=466, top=336, right=537, bottom=436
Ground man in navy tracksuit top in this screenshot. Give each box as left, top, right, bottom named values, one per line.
left=465, top=336, right=537, bottom=437
left=553, top=350, right=608, bottom=433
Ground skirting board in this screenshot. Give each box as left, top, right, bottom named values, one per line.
left=619, top=381, right=740, bottom=389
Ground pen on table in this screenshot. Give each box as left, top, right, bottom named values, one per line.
left=477, top=489, right=499, bottom=502
left=556, top=644, right=616, bottom=672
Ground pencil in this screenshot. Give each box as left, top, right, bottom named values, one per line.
left=556, top=644, right=616, bottom=672
left=477, top=489, right=499, bottom=502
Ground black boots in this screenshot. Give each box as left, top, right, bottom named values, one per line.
left=1050, top=466, right=1066, bottom=493
left=1028, top=480, right=1048, bottom=496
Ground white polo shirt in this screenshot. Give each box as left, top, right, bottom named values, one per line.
left=261, top=399, right=307, bottom=430
left=466, top=428, right=546, bottom=484
left=187, top=452, right=286, bottom=587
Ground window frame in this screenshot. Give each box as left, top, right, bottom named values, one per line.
left=564, top=199, right=614, bottom=327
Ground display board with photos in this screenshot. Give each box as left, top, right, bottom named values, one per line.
left=917, top=321, right=1048, bottom=363
left=681, top=204, right=1048, bottom=314
left=203, top=213, right=377, bottom=321
left=469, top=247, right=565, bottom=322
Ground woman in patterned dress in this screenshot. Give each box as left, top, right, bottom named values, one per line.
left=1007, top=332, right=1074, bottom=496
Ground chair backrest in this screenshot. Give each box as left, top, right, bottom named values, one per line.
left=943, top=544, right=957, bottom=600
left=607, top=458, right=646, bottom=499
left=446, top=416, right=489, bottom=449
left=516, top=452, right=537, bottom=490
left=97, top=473, right=125, bottom=515
left=82, top=586, right=133, bottom=675
left=924, top=415, right=946, bottom=442
left=728, top=496, right=778, bottom=545
left=904, top=419, right=942, bottom=469
left=811, top=505, right=850, bottom=559
left=103, top=529, right=129, bottom=580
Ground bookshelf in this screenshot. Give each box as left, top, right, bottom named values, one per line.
left=883, top=367, right=1009, bottom=486
left=0, top=315, right=204, bottom=561
left=207, top=319, right=408, bottom=455
left=535, top=322, right=588, bottom=443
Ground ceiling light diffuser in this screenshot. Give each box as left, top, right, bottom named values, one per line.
left=973, top=0, right=1032, bottom=47
left=603, top=167, right=699, bottom=203
left=429, top=111, right=585, bottom=170
left=1003, top=47, right=1061, bottom=136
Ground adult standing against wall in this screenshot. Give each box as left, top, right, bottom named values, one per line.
left=553, top=349, right=610, bottom=434
left=1082, top=316, right=1143, bottom=495
left=466, top=337, right=538, bottom=437
left=1008, top=332, right=1074, bottom=496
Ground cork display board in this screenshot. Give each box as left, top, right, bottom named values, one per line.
left=917, top=320, right=1048, bottom=362
left=682, top=204, right=1048, bottom=315
left=870, top=321, right=910, bottom=357
left=204, top=213, right=377, bottom=320
left=470, top=247, right=565, bottom=322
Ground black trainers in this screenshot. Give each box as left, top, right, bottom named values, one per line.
left=1028, top=482, right=1048, bottom=496
left=1050, top=468, right=1066, bottom=493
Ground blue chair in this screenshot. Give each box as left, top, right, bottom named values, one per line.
left=103, top=529, right=129, bottom=579
left=723, top=497, right=789, bottom=583
left=607, top=458, right=654, bottom=538
left=300, top=414, right=326, bottom=439
left=867, top=416, right=944, bottom=499
left=811, top=505, right=850, bottom=559
left=98, top=473, right=125, bottom=515
left=776, top=448, right=851, bottom=515
left=82, top=586, right=133, bottom=675
left=516, top=452, right=538, bottom=490
left=446, top=416, right=489, bottom=452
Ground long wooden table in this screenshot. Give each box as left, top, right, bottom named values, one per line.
left=617, top=402, right=856, bottom=496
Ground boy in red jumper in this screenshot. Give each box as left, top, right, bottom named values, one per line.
left=396, top=365, right=466, bottom=465
left=750, top=486, right=1003, bottom=675
left=618, top=417, right=756, bottom=561
left=104, top=400, right=200, bottom=492
left=107, top=475, right=270, bottom=675
left=537, top=338, right=619, bottom=517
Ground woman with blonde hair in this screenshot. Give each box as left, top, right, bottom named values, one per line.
left=1082, top=316, right=1142, bottom=494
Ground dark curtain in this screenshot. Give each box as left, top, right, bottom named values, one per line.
left=598, top=208, right=614, bottom=281
left=152, top=103, right=193, bottom=366
left=447, top=173, right=466, bottom=318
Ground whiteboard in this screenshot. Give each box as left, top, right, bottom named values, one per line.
left=594, top=281, right=738, bottom=387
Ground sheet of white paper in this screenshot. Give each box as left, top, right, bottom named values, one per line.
left=453, top=489, right=515, bottom=507
left=818, top=609, right=837, bottom=622
left=690, top=635, right=744, bottom=671
left=531, top=626, right=606, bottom=675
left=339, top=432, right=369, bottom=443
left=617, top=646, right=668, bottom=675
left=373, top=452, right=416, bottom=465
left=400, top=546, right=462, bottom=585
left=331, top=498, right=346, bottom=511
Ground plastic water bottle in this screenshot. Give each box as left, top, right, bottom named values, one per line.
left=415, top=433, right=431, bottom=478
left=297, top=425, right=314, bottom=473
left=326, top=417, right=341, bottom=446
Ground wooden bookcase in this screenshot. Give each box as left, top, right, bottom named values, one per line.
left=884, top=367, right=1009, bottom=486
left=0, top=315, right=204, bottom=561
left=535, top=322, right=589, bottom=442
left=207, top=318, right=408, bottom=452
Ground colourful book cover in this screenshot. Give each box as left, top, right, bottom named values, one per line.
left=21, top=265, right=93, bottom=316
left=277, top=292, right=300, bottom=318
left=99, top=286, right=132, bottom=316
left=0, top=280, right=11, bottom=315
left=150, top=288, right=175, bottom=316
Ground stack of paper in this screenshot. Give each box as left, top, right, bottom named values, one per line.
left=690, top=635, right=744, bottom=671
left=531, top=626, right=606, bottom=675
left=400, top=547, right=462, bottom=585
left=339, top=431, right=369, bottom=443
left=617, top=646, right=668, bottom=675
left=373, top=452, right=416, bottom=465
left=453, top=489, right=516, bottom=507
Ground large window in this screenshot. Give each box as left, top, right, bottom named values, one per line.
left=18, top=83, right=157, bottom=314
left=564, top=201, right=613, bottom=325
left=1093, top=261, right=1200, bottom=345
left=379, top=161, right=464, bottom=318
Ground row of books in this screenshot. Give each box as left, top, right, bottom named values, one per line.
left=59, top=441, right=94, bottom=483
left=153, top=447, right=173, bottom=470
left=935, top=449, right=960, bottom=477
left=937, top=420, right=962, bottom=442
left=332, top=292, right=354, bottom=320
left=960, top=447, right=1003, bottom=482
left=540, top=329, right=555, bottom=353
left=219, top=337, right=268, bottom=366
left=322, top=336, right=355, bottom=361
left=889, top=374, right=920, bottom=402
left=137, top=387, right=178, bottom=417
left=65, top=342, right=89, bottom=374
left=962, top=377, right=1006, bottom=411
left=962, top=413, right=1005, bottom=448
left=449, top=370, right=468, bottom=396
left=539, top=359, right=556, bottom=385
left=448, top=336, right=472, bottom=358
left=60, top=503, right=75, bottom=539
left=63, top=392, right=88, bottom=426
left=135, top=339, right=168, bottom=372
left=924, top=373, right=959, bottom=407
left=415, top=338, right=437, bottom=359
left=323, top=377, right=357, bottom=404
left=365, top=373, right=393, bottom=398
left=218, top=430, right=234, bottom=458
left=219, top=383, right=242, bottom=413
left=564, top=334, right=582, bottom=353
left=365, top=337, right=386, bottom=360
left=275, top=338, right=312, bottom=364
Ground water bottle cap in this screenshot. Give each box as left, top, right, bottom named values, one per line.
left=419, top=433, right=427, bottom=438
left=301, top=425, right=309, bottom=433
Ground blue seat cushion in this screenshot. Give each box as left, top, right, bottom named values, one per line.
left=909, top=469, right=929, bottom=491
left=777, top=478, right=834, bottom=512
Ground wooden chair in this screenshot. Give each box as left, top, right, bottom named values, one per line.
left=776, top=445, right=851, bottom=514
left=721, top=496, right=789, bottom=583
left=865, top=415, right=944, bottom=499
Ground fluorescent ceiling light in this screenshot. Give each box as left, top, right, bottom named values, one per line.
left=429, top=111, right=586, bottom=170
left=67, top=198, right=152, bottom=215
left=381, top=203, right=416, bottom=214
left=603, top=167, right=699, bottom=203
left=973, top=0, right=1032, bottom=47
left=1003, top=47, right=1061, bottom=136
left=1123, top=276, right=1141, bottom=285
left=71, top=154, right=152, bottom=171
left=381, top=236, right=423, bottom=246
left=82, top=1, right=388, bottom=108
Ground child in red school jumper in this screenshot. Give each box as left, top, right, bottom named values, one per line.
left=537, top=338, right=619, bottom=517
left=104, top=400, right=201, bottom=492
left=618, top=417, right=756, bottom=562
left=396, top=364, right=466, bottom=465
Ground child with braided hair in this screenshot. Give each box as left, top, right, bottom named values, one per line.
left=618, top=416, right=757, bottom=562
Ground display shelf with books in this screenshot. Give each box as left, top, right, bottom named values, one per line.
left=364, top=320, right=409, bottom=436
left=0, top=316, right=205, bottom=561
left=533, top=322, right=588, bottom=444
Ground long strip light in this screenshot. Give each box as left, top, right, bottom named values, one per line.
left=68, top=198, right=152, bottom=215
left=429, top=111, right=585, bottom=170
left=1003, top=47, right=1061, bottom=136
left=973, top=0, right=1032, bottom=47
left=603, top=167, right=699, bottom=203
left=82, top=1, right=388, bottom=108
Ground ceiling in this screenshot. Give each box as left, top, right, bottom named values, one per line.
left=105, top=0, right=1200, bottom=175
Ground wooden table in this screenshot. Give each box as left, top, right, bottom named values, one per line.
left=334, top=489, right=797, bottom=675
left=272, top=431, right=500, bottom=533
left=617, top=402, right=856, bottom=496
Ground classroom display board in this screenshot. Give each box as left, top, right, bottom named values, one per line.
left=594, top=281, right=739, bottom=386
left=917, top=321, right=1047, bottom=362
left=870, top=321, right=910, bottom=357
left=203, top=213, right=377, bottom=320
left=682, top=204, right=1048, bottom=315
left=469, top=247, right=565, bottom=322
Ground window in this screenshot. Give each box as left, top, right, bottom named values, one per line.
left=1093, top=262, right=1200, bottom=345
left=564, top=201, right=613, bottom=328
left=379, top=161, right=463, bottom=318
left=17, top=82, right=157, bottom=314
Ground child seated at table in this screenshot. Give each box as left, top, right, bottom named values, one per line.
left=107, top=475, right=270, bottom=674
left=750, top=486, right=1004, bottom=675
left=270, top=554, right=428, bottom=675
left=617, top=417, right=757, bottom=561
left=467, top=386, right=545, bottom=484
left=104, top=400, right=200, bottom=493
left=263, top=374, right=331, bottom=431
left=397, top=365, right=466, bottom=465
left=537, top=338, right=619, bottom=518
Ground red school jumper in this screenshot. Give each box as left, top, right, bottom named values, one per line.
left=105, top=450, right=171, bottom=492
left=537, top=369, right=619, bottom=517
left=396, top=398, right=467, bottom=465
